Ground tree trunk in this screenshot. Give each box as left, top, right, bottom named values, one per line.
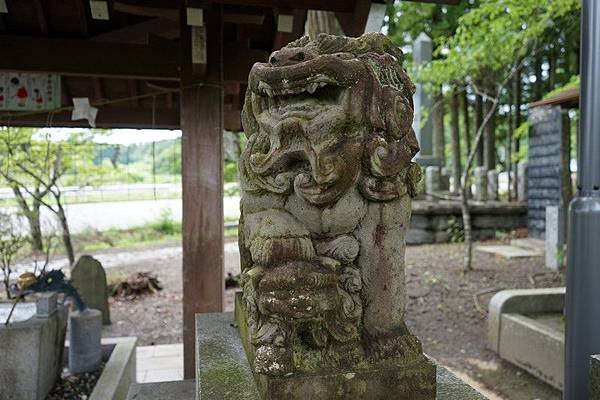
left=548, top=48, right=557, bottom=92
left=450, top=91, right=461, bottom=195
left=10, top=185, right=44, bottom=252
left=55, top=196, right=75, bottom=265
left=432, top=91, right=446, bottom=164
left=507, top=88, right=514, bottom=201
left=483, top=98, right=496, bottom=171
left=512, top=67, right=522, bottom=198
left=475, top=94, right=484, bottom=167
left=305, top=10, right=343, bottom=38
left=462, top=90, right=471, bottom=156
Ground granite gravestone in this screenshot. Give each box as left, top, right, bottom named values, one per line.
left=527, top=106, right=566, bottom=237
left=71, top=255, right=110, bottom=325
left=237, top=33, right=435, bottom=399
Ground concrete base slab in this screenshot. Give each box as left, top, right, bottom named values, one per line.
left=127, top=380, right=195, bottom=400
left=488, top=288, right=565, bottom=390
left=475, top=244, right=544, bottom=258
left=89, top=337, right=137, bottom=400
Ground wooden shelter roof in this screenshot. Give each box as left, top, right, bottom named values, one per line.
left=529, top=86, right=580, bottom=109
left=0, top=0, right=458, bottom=130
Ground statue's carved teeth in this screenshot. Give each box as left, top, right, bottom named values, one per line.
left=307, top=83, right=319, bottom=94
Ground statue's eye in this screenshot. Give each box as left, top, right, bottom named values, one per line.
left=334, top=53, right=353, bottom=60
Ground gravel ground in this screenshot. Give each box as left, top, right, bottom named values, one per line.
left=46, top=364, right=105, bottom=400
left=101, top=239, right=564, bottom=400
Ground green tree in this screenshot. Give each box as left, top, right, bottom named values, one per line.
left=417, top=0, right=580, bottom=270
left=0, top=128, right=98, bottom=264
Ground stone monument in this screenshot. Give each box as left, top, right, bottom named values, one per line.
left=236, top=32, right=435, bottom=399
left=71, top=255, right=110, bottom=325
left=412, top=32, right=439, bottom=167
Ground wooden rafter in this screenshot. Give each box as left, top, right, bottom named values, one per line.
left=91, top=18, right=179, bottom=44
left=0, top=35, right=180, bottom=80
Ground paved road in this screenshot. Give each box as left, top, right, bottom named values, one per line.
left=4, top=196, right=241, bottom=235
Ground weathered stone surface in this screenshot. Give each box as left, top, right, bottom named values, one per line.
left=71, top=255, right=111, bottom=325
left=237, top=32, right=433, bottom=397
left=0, top=301, right=67, bottom=400
left=69, top=308, right=103, bottom=373
left=196, top=312, right=259, bottom=400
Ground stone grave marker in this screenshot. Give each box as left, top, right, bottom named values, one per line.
left=545, top=205, right=566, bottom=270
left=71, top=255, right=111, bottom=325
left=474, top=166, right=488, bottom=202
left=487, top=170, right=499, bottom=201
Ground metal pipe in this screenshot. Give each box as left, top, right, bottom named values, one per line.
left=564, top=0, right=600, bottom=398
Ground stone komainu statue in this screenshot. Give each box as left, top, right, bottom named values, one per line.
left=237, top=32, right=435, bottom=398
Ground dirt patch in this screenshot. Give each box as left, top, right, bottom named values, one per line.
left=102, top=240, right=563, bottom=399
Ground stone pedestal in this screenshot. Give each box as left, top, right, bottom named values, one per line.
left=69, top=308, right=103, bottom=373
left=187, top=311, right=488, bottom=400
left=235, top=294, right=435, bottom=400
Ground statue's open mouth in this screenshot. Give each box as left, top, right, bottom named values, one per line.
left=248, top=55, right=364, bottom=118
left=254, top=76, right=346, bottom=117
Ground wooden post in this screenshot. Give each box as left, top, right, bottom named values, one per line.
left=180, top=3, right=224, bottom=379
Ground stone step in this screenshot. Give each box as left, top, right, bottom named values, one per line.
left=476, top=244, right=544, bottom=259
left=510, top=238, right=546, bottom=252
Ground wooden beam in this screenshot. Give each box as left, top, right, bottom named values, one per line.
left=91, top=18, right=179, bottom=44
left=211, top=0, right=354, bottom=12
left=0, top=106, right=241, bottom=129
left=180, top=3, right=224, bottom=379
left=0, top=106, right=180, bottom=129
left=336, top=0, right=371, bottom=37
left=74, top=0, right=90, bottom=36
left=224, top=11, right=265, bottom=25
left=113, top=1, right=179, bottom=20
left=0, top=35, right=179, bottom=80
left=33, top=0, right=49, bottom=35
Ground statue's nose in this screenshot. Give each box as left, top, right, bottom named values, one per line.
left=269, top=48, right=314, bottom=67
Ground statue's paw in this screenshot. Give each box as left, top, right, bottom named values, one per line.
left=253, top=345, right=294, bottom=376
